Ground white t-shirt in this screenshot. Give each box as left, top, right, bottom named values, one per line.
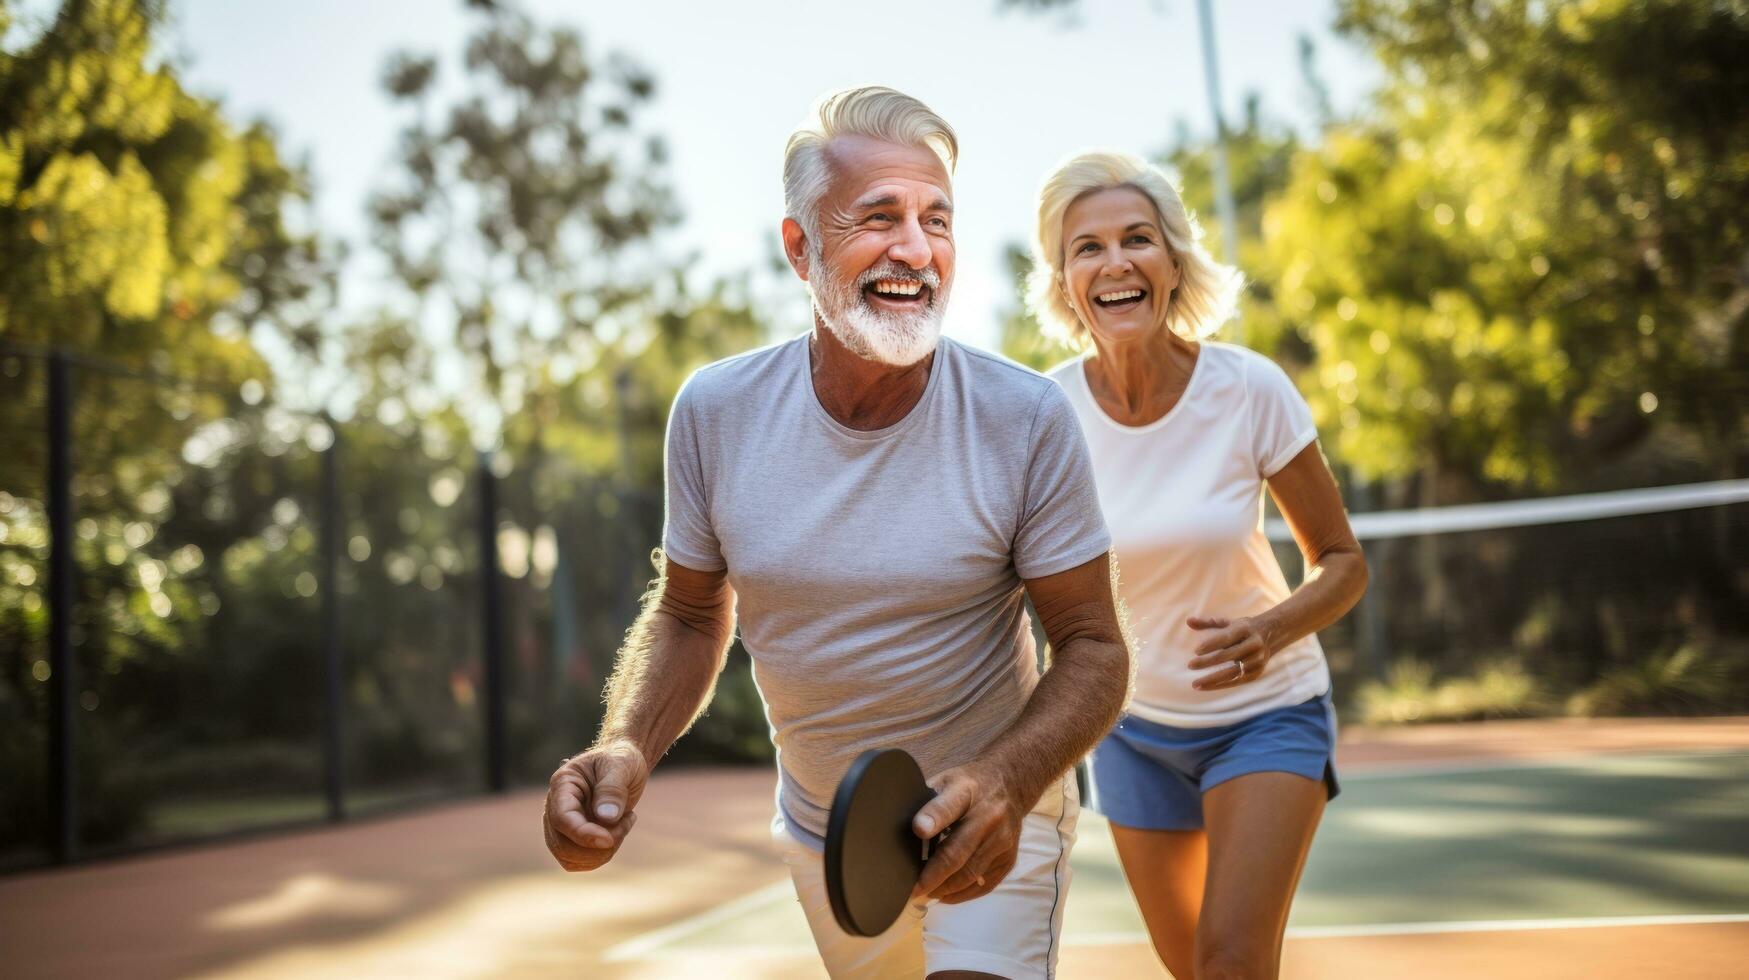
left=1049, top=342, right=1331, bottom=727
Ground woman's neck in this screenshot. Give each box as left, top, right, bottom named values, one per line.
left=1082, top=329, right=1199, bottom=427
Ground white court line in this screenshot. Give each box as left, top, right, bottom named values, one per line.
left=602, top=880, right=795, bottom=962
left=612, top=914, right=1749, bottom=960
left=1341, top=746, right=1749, bottom=781
left=1286, top=912, right=1749, bottom=939
left=1070, top=913, right=1749, bottom=946
left=604, top=751, right=1749, bottom=961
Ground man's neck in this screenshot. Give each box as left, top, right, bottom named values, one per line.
left=808, top=320, right=936, bottom=431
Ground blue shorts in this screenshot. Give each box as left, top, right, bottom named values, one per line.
left=1088, top=692, right=1340, bottom=831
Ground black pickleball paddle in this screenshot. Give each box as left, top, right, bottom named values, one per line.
left=823, top=748, right=948, bottom=937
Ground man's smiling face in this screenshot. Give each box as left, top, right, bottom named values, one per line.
left=802, top=135, right=955, bottom=366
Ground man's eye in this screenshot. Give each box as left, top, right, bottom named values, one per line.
left=867, top=213, right=891, bottom=223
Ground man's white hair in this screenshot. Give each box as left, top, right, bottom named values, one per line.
left=1027, top=150, right=1243, bottom=348
left=783, top=86, right=959, bottom=243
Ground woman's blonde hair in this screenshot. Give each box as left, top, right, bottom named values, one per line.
left=1026, top=150, right=1242, bottom=349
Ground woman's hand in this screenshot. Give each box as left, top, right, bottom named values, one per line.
left=1187, top=615, right=1278, bottom=691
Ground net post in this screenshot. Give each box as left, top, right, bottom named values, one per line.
left=46, top=352, right=77, bottom=863
left=479, top=450, right=508, bottom=794
left=320, top=414, right=346, bottom=822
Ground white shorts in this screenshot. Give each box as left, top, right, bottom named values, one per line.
left=772, top=772, right=1080, bottom=979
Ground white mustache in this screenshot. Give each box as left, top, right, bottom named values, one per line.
left=856, top=265, right=941, bottom=292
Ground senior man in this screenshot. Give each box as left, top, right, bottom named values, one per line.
left=543, top=86, right=1129, bottom=979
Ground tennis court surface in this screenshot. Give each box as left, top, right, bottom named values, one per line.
left=3, top=717, right=1746, bottom=979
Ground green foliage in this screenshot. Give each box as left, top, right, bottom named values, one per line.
left=0, top=1, right=780, bottom=861
left=1258, top=0, right=1749, bottom=491
left=1162, top=95, right=1303, bottom=354
left=1353, top=656, right=1544, bottom=725
left=366, top=0, right=681, bottom=442
left=0, top=0, right=328, bottom=376
left=1567, top=643, right=1745, bottom=717
left=996, top=243, right=1075, bottom=371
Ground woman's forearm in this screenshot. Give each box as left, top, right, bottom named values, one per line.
left=1256, top=548, right=1369, bottom=655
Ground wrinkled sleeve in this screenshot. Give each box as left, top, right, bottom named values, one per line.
left=1248, top=355, right=1319, bottom=478
left=1014, top=384, right=1112, bottom=579
left=661, top=377, right=725, bottom=571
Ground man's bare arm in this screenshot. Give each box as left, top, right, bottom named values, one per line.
left=979, top=551, right=1130, bottom=807
left=912, top=552, right=1129, bottom=901
left=542, top=554, right=734, bottom=872
left=596, top=554, right=738, bottom=761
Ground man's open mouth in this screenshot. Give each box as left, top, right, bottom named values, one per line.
left=1094, top=288, right=1146, bottom=313
left=864, top=278, right=933, bottom=309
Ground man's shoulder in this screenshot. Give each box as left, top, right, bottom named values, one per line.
left=943, top=337, right=1058, bottom=409
left=677, top=334, right=804, bottom=408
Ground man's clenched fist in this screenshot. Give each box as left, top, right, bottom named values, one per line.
left=543, top=740, right=649, bottom=872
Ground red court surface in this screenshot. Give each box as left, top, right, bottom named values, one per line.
left=3, top=716, right=1747, bottom=979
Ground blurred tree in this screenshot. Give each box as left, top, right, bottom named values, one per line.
left=996, top=243, right=1072, bottom=372
left=0, top=0, right=337, bottom=857
left=1265, top=0, right=1749, bottom=494
left=362, top=0, right=776, bottom=775
left=0, top=0, right=331, bottom=375
left=366, top=0, right=681, bottom=450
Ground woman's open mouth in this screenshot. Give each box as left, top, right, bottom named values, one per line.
left=1093, top=287, right=1147, bottom=314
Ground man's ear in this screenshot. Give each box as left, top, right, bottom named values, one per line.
left=781, top=218, right=811, bottom=283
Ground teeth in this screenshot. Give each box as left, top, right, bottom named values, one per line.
left=1097, top=289, right=1142, bottom=303
left=873, top=280, right=923, bottom=296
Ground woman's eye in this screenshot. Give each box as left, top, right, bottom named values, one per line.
left=1128, top=236, right=1152, bottom=245
left=1078, top=242, right=1099, bottom=254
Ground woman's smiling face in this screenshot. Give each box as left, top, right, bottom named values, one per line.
left=1060, top=185, right=1181, bottom=347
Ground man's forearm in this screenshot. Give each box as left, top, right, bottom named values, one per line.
left=977, top=635, right=1129, bottom=810
left=595, top=602, right=735, bottom=765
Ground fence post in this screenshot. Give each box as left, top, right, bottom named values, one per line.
left=46, top=353, right=77, bottom=863
left=479, top=450, right=507, bottom=793
left=320, top=416, right=345, bottom=822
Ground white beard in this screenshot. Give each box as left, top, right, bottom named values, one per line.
left=809, top=252, right=947, bottom=367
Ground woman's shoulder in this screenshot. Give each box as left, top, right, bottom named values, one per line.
left=1197, top=340, right=1300, bottom=397
left=1042, top=354, right=1086, bottom=384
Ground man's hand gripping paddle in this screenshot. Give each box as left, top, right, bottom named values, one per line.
left=823, top=748, right=949, bottom=937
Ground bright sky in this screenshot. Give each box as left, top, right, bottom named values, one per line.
left=167, top=0, right=1380, bottom=354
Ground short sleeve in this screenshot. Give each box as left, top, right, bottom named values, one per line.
left=1013, top=384, right=1113, bottom=579
left=661, top=378, right=726, bottom=571
left=1248, top=354, right=1319, bottom=478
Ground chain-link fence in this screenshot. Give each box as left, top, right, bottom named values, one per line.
left=0, top=346, right=772, bottom=871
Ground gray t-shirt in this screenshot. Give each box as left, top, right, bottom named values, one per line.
left=663, top=334, right=1111, bottom=847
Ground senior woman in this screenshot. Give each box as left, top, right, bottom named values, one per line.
left=1029, top=151, right=1368, bottom=980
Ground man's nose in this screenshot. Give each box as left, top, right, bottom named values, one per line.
left=887, top=215, right=932, bottom=269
